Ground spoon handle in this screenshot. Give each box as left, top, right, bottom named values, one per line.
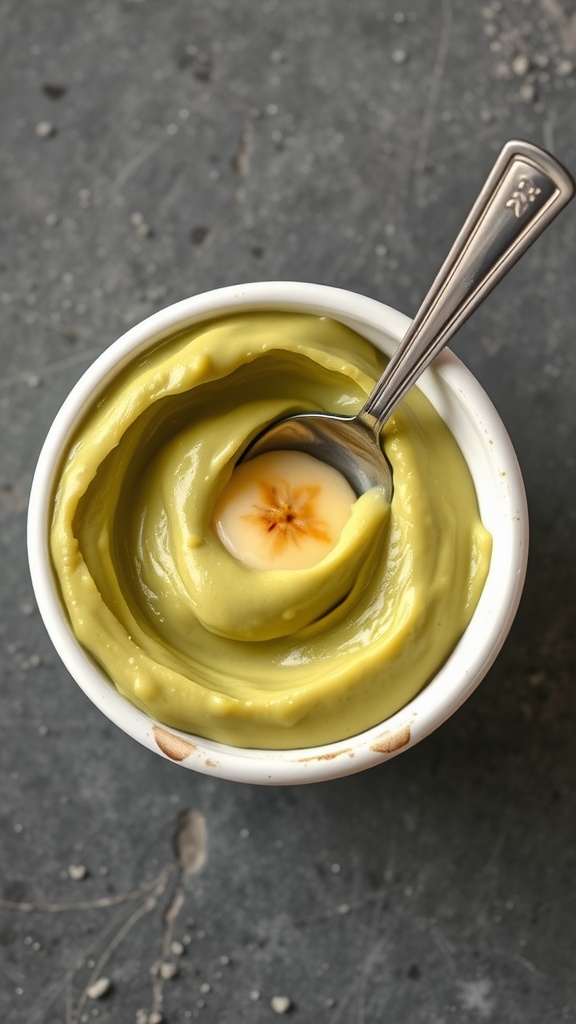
left=362, top=139, right=575, bottom=431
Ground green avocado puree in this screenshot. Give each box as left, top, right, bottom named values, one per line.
left=50, top=312, right=492, bottom=748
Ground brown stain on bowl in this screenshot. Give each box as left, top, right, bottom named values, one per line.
left=153, top=726, right=197, bottom=762
left=297, top=747, right=354, bottom=762
left=370, top=723, right=411, bottom=754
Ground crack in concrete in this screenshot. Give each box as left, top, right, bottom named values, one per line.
left=0, top=870, right=169, bottom=914
left=413, top=0, right=453, bottom=183
left=111, top=133, right=172, bottom=196
left=4, top=809, right=207, bottom=1024
left=24, top=868, right=174, bottom=1024
left=149, top=810, right=208, bottom=1021
left=71, top=883, right=170, bottom=1024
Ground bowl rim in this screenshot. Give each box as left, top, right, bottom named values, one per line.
left=27, top=281, right=528, bottom=784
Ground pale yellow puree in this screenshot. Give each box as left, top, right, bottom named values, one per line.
left=50, top=312, right=492, bottom=749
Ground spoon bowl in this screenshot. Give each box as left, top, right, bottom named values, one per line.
left=244, top=140, right=574, bottom=497
left=244, top=410, right=391, bottom=497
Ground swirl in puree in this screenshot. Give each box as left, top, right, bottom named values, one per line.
left=50, top=312, right=492, bottom=748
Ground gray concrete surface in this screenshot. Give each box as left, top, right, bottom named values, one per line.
left=1, top=0, right=576, bottom=1021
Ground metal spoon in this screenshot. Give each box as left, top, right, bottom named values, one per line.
left=243, top=140, right=575, bottom=497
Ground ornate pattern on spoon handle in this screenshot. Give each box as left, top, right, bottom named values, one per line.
left=362, top=140, right=575, bottom=433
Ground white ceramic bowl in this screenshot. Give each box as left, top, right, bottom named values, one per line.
left=28, top=282, right=528, bottom=785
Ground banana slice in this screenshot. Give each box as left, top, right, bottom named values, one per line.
left=213, top=450, right=356, bottom=570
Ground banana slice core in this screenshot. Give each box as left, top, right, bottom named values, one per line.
left=213, top=450, right=357, bottom=571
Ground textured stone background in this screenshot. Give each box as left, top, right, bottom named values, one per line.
left=1, top=0, right=575, bottom=1022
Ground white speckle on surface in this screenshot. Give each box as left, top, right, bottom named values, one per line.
left=271, top=995, right=292, bottom=1014
left=556, top=58, right=574, bottom=78
left=458, top=978, right=495, bottom=1019
left=512, top=54, right=530, bottom=77
left=518, top=81, right=536, bottom=103
left=35, top=120, right=56, bottom=137
left=86, top=977, right=111, bottom=1000
left=68, top=864, right=88, bottom=880
left=159, top=961, right=178, bottom=980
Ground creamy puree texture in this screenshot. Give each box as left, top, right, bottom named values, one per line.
left=50, top=312, right=492, bottom=749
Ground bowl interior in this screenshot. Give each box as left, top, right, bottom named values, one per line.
left=27, top=282, right=528, bottom=784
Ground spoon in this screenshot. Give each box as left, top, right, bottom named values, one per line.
left=243, top=139, right=575, bottom=498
